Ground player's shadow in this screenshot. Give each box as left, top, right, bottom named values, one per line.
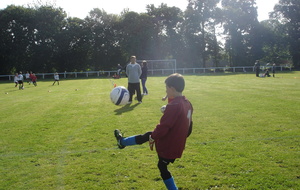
left=114, top=103, right=140, bottom=115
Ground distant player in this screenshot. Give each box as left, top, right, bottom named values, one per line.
left=254, top=60, right=260, bottom=77
left=25, top=71, right=31, bottom=84
left=31, top=73, right=37, bottom=86
left=52, top=72, right=60, bottom=85
left=14, top=73, right=19, bottom=87
left=17, top=71, right=24, bottom=90
left=114, top=73, right=193, bottom=189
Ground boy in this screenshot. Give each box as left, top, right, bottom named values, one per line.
left=31, top=73, right=37, bottom=86
left=14, top=73, right=19, bottom=87
left=114, top=73, right=193, bottom=190
left=52, top=72, right=60, bottom=85
left=17, top=71, right=24, bottom=90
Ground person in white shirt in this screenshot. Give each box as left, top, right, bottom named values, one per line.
left=14, top=73, right=19, bottom=87
left=52, top=72, right=60, bottom=85
left=17, top=71, right=24, bottom=90
left=25, top=71, right=31, bottom=84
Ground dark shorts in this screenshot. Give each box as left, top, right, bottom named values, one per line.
left=18, top=80, right=23, bottom=84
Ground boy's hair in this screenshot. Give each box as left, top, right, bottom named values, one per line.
left=165, top=73, right=185, bottom=92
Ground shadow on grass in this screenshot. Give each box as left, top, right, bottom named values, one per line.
left=114, top=103, right=140, bottom=115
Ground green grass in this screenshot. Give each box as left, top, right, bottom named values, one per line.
left=0, top=72, right=300, bottom=190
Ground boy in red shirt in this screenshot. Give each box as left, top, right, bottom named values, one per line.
left=31, top=73, right=37, bottom=86
left=114, top=73, right=193, bottom=190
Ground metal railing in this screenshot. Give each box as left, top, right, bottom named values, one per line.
left=0, top=66, right=292, bottom=81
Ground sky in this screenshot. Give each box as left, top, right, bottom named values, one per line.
left=1, top=0, right=278, bottom=21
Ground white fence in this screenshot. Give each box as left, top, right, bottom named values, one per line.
left=0, top=66, right=292, bottom=81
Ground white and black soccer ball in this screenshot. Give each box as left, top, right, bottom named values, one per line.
left=110, top=86, right=130, bottom=106
left=160, top=105, right=166, bottom=113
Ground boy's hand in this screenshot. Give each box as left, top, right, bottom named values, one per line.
left=149, top=135, right=155, bottom=151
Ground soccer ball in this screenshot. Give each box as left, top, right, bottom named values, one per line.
left=160, top=105, right=166, bottom=113
left=110, top=86, right=130, bottom=106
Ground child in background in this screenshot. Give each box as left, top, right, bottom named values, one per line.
left=14, top=73, right=19, bottom=87
left=31, top=73, right=37, bottom=86
left=52, top=72, right=60, bottom=85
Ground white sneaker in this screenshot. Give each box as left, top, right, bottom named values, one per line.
left=127, top=101, right=132, bottom=104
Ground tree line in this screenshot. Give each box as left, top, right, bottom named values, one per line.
left=0, top=0, right=299, bottom=75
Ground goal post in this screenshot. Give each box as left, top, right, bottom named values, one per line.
left=137, top=59, right=177, bottom=75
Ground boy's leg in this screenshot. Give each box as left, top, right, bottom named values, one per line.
left=114, top=130, right=151, bottom=149
left=158, top=157, right=177, bottom=190
left=135, top=131, right=152, bottom=144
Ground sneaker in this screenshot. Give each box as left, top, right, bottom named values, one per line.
left=114, top=129, right=125, bottom=149
left=127, top=101, right=132, bottom=104
left=138, top=101, right=142, bottom=104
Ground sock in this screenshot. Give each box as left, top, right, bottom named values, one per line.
left=121, top=136, right=136, bottom=146
left=163, top=177, right=178, bottom=190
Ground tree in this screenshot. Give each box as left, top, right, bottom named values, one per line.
left=222, top=0, right=262, bottom=66
left=272, top=0, right=300, bottom=69
left=30, top=6, right=67, bottom=72
left=0, top=5, right=35, bottom=74
left=146, top=4, right=184, bottom=62
left=183, top=0, right=221, bottom=68
left=259, top=19, right=290, bottom=64
left=86, top=8, right=124, bottom=70
left=55, top=17, right=91, bottom=72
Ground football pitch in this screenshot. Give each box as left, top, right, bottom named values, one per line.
left=0, top=72, right=299, bottom=189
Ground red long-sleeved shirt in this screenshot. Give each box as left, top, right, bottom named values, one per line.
left=151, top=96, right=193, bottom=159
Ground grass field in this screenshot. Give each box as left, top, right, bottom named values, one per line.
left=0, top=72, right=300, bottom=190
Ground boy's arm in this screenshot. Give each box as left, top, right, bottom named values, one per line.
left=187, top=101, right=193, bottom=137
left=149, top=135, right=155, bottom=151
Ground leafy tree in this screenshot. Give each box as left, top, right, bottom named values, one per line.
left=272, top=0, right=300, bottom=68
left=86, top=8, right=124, bottom=70
left=146, top=4, right=184, bottom=62
left=29, top=6, right=67, bottom=72
left=117, top=10, right=158, bottom=61
left=183, top=0, right=221, bottom=68
left=222, top=0, right=262, bottom=66
left=259, top=19, right=290, bottom=64
left=0, top=5, right=35, bottom=74
left=55, top=17, right=91, bottom=72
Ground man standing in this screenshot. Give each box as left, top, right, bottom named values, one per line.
left=126, top=56, right=142, bottom=104
left=272, top=63, right=276, bottom=77
left=254, top=60, right=260, bottom=77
